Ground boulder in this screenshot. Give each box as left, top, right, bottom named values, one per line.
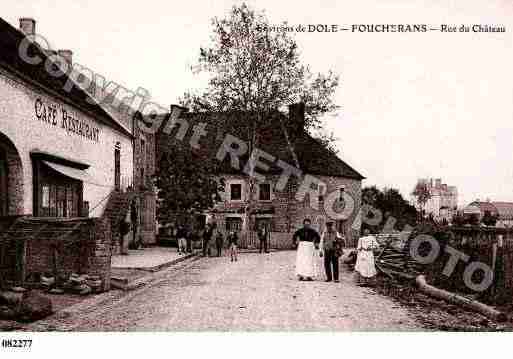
left=11, top=286, right=27, bottom=293
left=17, top=291, right=53, bottom=323
left=48, top=288, right=65, bottom=295
left=79, top=285, right=92, bottom=296
left=86, top=279, right=102, bottom=293
left=0, top=291, right=24, bottom=307
left=0, top=305, right=16, bottom=320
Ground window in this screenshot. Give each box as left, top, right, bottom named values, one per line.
left=258, top=183, right=271, bottom=201
left=226, top=217, right=243, bottom=232
left=57, top=186, right=65, bottom=217
left=230, top=183, right=242, bottom=201
left=318, top=184, right=326, bottom=202
left=339, top=186, right=345, bottom=200
left=49, top=185, right=56, bottom=216
left=140, top=139, right=146, bottom=169
left=114, top=145, right=121, bottom=191
left=42, top=185, right=50, bottom=208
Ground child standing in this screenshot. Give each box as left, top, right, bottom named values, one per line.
left=176, top=225, right=187, bottom=255
left=227, top=231, right=238, bottom=262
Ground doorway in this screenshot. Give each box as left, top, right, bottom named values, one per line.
left=0, top=148, right=8, bottom=216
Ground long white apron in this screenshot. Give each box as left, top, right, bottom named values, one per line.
left=355, top=235, right=379, bottom=278
left=295, top=241, right=317, bottom=278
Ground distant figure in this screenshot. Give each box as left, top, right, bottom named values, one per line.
left=130, top=199, right=138, bottom=247
left=292, top=218, right=320, bottom=281
left=257, top=223, right=269, bottom=254
left=203, top=223, right=214, bottom=257
left=355, top=229, right=380, bottom=286
left=176, top=224, right=187, bottom=255
left=227, top=231, right=238, bottom=262
left=319, top=221, right=346, bottom=283
left=215, top=229, right=224, bottom=257
left=185, top=223, right=193, bottom=253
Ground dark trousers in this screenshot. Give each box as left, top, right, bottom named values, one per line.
left=216, top=243, right=223, bottom=257
left=324, top=249, right=339, bottom=281
left=259, top=239, right=268, bottom=253
left=203, top=239, right=211, bottom=256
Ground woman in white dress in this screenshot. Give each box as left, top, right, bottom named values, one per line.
left=355, top=229, right=380, bottom=286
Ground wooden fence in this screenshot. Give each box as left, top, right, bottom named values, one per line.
left=418, top=226, right=513, bottom=304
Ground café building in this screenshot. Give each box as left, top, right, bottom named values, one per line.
left=0, top=17, right=133, bottom=219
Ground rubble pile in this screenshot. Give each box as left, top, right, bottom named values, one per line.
left=41, top=273, right=103, bottom=295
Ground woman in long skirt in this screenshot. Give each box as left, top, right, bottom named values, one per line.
left=355, top=229, right=380, bottom=286
left=293, top=219, right=321, bottom=281
left=295, top=241, right=318, bottom=279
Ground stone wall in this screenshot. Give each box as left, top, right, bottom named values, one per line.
left=0, top=217, right=112, bottom=292
left=133, top=122, right=156, bottom=244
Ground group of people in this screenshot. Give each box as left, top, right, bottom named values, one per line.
left=292, top=218, right=379, bottom=285
left=175, top=222, right=240, bottom=262
left=176, top=221, right=271, bottom=262
left=175, top=217, right=380, bottom=281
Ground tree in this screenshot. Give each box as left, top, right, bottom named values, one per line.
left=182, top=3, right=339, bottom=127
left=412, top=182, right=432, bottom=222
left=182, top=3, right=340, bottom=233
left=154, top=141, right=224, bottom=228
left=361, top=186, right=418, bottom=233
left=311, top=129, right=340, bottom=155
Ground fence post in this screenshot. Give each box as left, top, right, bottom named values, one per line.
left=0, top=240, right=5, bottom=289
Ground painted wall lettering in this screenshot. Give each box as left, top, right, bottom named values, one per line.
left=34, top=97, right=100, bottom=143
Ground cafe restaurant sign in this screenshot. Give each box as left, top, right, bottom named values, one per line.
left=34, top=97, right=100, bottom=143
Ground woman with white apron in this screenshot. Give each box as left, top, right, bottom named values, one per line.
left=355, top=229, right=380, bottom=286
left=292, top=218, right=321, bottom=281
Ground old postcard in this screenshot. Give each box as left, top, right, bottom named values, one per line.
left=0, top=0, right=512, bottom=357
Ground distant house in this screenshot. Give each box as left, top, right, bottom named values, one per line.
left=411, top=178, right=458, bottom=222
left=154, top=103, right=365, bottom=248
left=464, top=200, right=513, bottom=227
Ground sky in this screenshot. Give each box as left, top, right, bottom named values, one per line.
left=3, top=0, right=512, bottom=206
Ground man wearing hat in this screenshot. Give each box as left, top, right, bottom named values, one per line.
left=319, top=221, right=346, bottom=282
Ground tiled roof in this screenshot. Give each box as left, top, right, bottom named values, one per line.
left=468, top=201, right=499, bottom=216
left=0, top=17, right=131, bottom=138
left=153, top=110, right=365, bottom=180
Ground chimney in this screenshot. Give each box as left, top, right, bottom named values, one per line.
left=19, top=18, right=36, bottom=36
left=288, top=102, right=305, bottom=135
left=58, top=49, right=73, bottom=64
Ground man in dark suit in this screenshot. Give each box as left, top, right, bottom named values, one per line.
left=319, top=221, right=346, bottom=283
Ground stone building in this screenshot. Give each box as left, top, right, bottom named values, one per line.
left=411, top=178, right=458, bottom=222
left=464, top=200, right=513, bottom=228
left=155, top=103, right=364, bottom=248
left=0, top=17, right=138, bottom=289
left=78, top=71, right=157, bottom=247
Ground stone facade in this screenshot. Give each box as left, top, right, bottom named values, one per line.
left=132, top=122, right=157, bottom=244
left=209, top=173, right=362, bottom=248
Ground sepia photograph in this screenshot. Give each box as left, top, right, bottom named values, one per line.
left=0, top=0, right=512, bottom=357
